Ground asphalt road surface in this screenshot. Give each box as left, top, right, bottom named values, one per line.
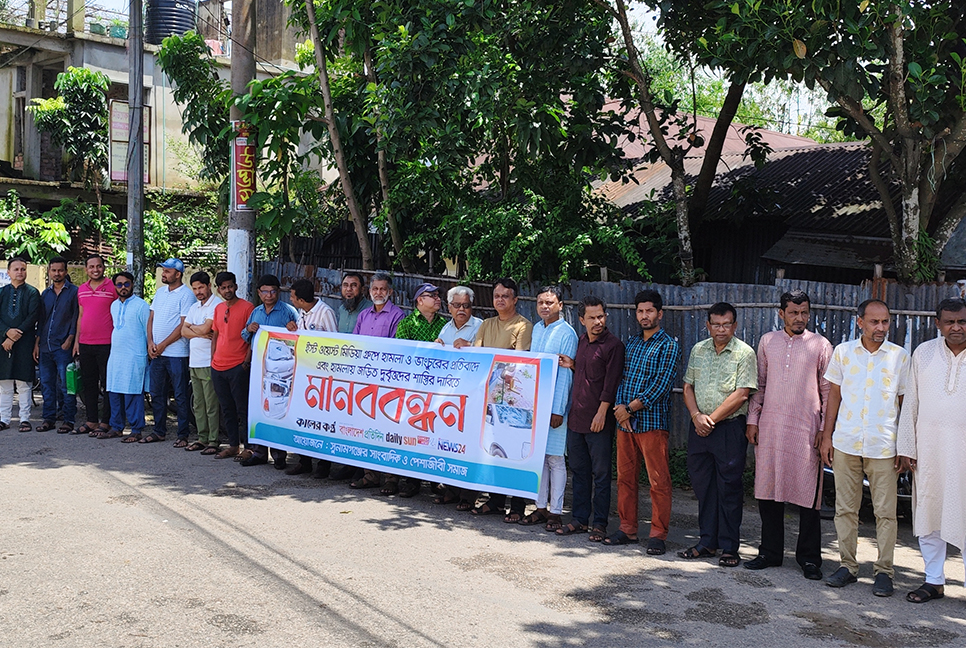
left=1, top=421, right=964, bottom=648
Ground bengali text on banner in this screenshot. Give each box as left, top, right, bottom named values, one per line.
left=247, top=327, right=559, bottom=498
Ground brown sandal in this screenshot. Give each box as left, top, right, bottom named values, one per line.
left=121, top=434, right=142, bottom=443
left=216, top=447, right=240, bottom=459
left=234, top=449, right=254, bottom=462
left=518, top=509, right=549, bottom=526
left=555, top=522, right=588, bottom=536
left=544, top=514, right=563, bottom=532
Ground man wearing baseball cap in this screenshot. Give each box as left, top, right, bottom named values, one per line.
left=141, top=258, right=196, bottom=446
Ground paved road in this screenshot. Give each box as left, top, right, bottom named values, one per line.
left=1, top=424, right=964, bottom=648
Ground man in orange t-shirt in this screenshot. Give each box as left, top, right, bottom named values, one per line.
left=209, top=271, right=255, bottom=459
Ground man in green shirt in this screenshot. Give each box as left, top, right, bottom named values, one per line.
left=395, top=283, right=446, bottom=342
left=680, top=302, right=757, bottom=568
left=384, top=283, right=447, bottom=498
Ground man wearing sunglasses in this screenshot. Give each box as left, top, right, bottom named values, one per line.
left=109, top=272, right=150, bottom=441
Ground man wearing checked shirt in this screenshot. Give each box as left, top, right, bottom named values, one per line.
left=609, top=290, right=681, bottom=555
left=820, top=299, right=910, bottom=597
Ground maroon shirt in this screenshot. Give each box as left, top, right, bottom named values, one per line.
left=569, top=328, right=625, bottom=434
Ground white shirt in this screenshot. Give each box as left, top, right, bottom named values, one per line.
left=150, top=283, right=195, bottom=357
left=437, top=316, right=482, bottom=346
left=298, top=299, right=337, bottom=333
left=824, top=338, right=910, bottom=458
left=186, top=292, right=223, bottom=368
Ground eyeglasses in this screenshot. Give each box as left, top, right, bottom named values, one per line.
left=224, top=307, right=230, bottom=323
left=420, top=292, right=440, bottom=300
left=115, top=281, right=131, bottom=288
left=709, top=321, right=735, bottom=329
left=450, top=303, right=471, bottom=310
left=259, top=289, right=278, bottom=296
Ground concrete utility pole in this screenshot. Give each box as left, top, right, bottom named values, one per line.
left=228, top=0, right=256, bottom=300
left=127, top=0, right=145, bottom=295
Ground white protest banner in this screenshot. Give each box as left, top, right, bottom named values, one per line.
left=248, top=327, right=558, bottom=498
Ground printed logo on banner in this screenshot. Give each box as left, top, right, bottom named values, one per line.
left=247, top=328, right=559, bottom=499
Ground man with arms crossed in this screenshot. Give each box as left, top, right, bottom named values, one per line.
left=181, top=272, right=222, bottom=453
left=680, top=302, right=757, bottom=567
left=745, top=290, right=831, bottom=580
left=608, top=290, right=680, bottom=555
left=820, top=299, right=909, bottom=596
left=898, top=298, right=966, bottom=604
left=34, top=256, right=78, bottom=434
left=74, top=254, right=116, bottom=436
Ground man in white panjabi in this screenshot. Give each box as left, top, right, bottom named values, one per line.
left=898, top=297, right=966, bottom=604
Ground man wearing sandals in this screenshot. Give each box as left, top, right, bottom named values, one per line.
left=898, top=298, right=966, bottom=604
left=180, top=272, right=223, bottom=454
left=34, top=256, right=79, bottom=434
left=609, top=290, right=680, bottom=555
left=145, top=258, right=195, bottom=447
left=517, top=286, right=577, bottom=533
left=680, top=302, right=757, bottom=568
left=820, top=299, right=909, bottom=596
left=0, top=257, right=39, bottom=432
left=744, top=290, right=831, bottom=580
left=557, top=295, right=625, bottom=542
left=209, top=272, right=255, bottom=460
left=108, top=272, right=149, bottom=441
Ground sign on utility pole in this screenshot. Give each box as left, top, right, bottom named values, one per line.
left=126, top=0, right=145, bottom=295
left=228, top=0, right=256, bottom=300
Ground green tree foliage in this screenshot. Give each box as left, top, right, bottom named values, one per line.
left=706, top=0, right=966, bottom=283
left=156, top=32, right=232, bottom=183
left=0, top=192, right=71, bottom=264
left=27, top=67, right=110, bottom=206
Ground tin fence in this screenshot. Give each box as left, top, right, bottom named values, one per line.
left=258, top=262, right=966, bottom=447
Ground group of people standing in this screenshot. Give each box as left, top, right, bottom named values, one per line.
left=4, top=259, right=964, bottom=605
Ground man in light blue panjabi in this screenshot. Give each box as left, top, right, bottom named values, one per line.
left=517, top=285, right=578, bottom=532
left=106, top=272, right=150, bottom=441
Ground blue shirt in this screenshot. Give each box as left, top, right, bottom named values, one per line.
left=38, top=280, right=78, bottom=353
left=531, top=317, right=578, bottom=456
left=616, top=328, right=681, bottom=433
left=242, top=301, right=298, bottom=343
left=108, top=296, right=150, bottom=394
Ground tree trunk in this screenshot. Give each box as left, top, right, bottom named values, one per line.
left=304, top=0, right=373, bottom=269
left=363, top=43, right=414, bottom=273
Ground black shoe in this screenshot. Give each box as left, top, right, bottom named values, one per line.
left=285, top=462, right=310, bottom=476
left=328, top=464, right=355, bottom=480
left=872, top=572, right=894, bottom=597
left=802, top=563, right=823, bottom=580
left=826, top=566, right=857, bottom=588
left=240, top=454, right=268, bottom=467
left=312, top=461, right=331, bottom=480
left=744, top=555, right=782, bottom=571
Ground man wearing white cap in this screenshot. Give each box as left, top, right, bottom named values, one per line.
left=142, top=258, right=195, bottom=446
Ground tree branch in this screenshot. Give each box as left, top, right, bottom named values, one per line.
left=817, top=77, right=898, bottom=167
left=919, top=110, right=966, bottom=227
left=690, top=79, right=746, bottom=222
left=868, top=138, right=902, bottom=253
left=931, top=188, right=966, bottom=256
left=885, top=5, right=914, bottom=139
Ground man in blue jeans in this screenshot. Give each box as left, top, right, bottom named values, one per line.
left=557, top=295, right=625, bottom=542
left=143, top=258, right=195, bottom=446
left=34, top=256, right=78, bottom=433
